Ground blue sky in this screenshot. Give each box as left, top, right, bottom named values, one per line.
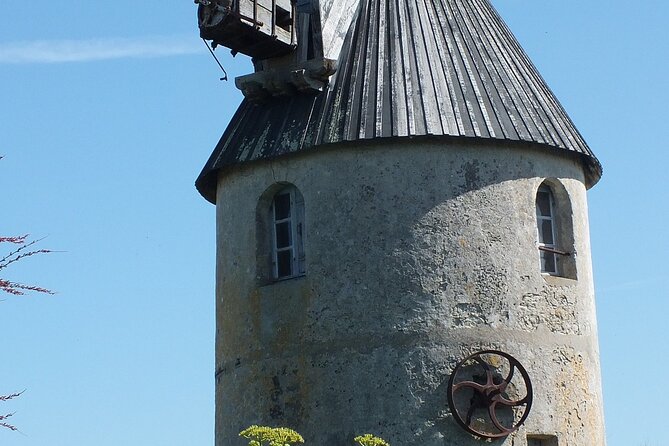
left=0, top=1, right=666, bottom=445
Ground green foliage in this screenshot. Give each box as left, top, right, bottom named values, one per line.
left=354, top=434, right=390, bottom=446
left=239, top=425, right=304, bottom=446
left=239, top=425, right=389, bottom=446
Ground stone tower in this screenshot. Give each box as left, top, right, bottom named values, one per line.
left=194, top=0, right=606, bottom=445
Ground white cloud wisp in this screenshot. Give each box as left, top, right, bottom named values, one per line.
left=0, top=36, right=201, bottom=64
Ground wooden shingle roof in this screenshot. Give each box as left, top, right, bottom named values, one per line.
left=196, top=0, right=601, bottom=202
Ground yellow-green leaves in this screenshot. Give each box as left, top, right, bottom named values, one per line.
left=239, top=426, right=389, bottom=446
left=354, top=434, right=390, bottom=446
left=239, top=425, right=304, bottom=446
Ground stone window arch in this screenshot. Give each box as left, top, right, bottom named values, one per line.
left=535, top=180, right=577, bottom=279
left=256, top=183, right=306, bottom=282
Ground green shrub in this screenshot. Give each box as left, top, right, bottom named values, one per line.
left=239, top=425, right=390, bottom=446
left=239, top=425, right=304, bottom=446
left=354, top=434, right=390, bottom=446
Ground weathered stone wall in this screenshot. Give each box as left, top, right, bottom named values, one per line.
left=213, top=139, right=605, bottom=445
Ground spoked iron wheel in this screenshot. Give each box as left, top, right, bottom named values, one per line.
left=447, top=350, right=533, bottom=439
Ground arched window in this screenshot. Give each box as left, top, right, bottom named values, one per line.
left=535, top=181, right=576, bottom=278
left=536, top=185, right=558, bottom=274
left=269, top=185, right=305, bottom=280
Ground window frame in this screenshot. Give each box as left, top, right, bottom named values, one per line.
left=536, top=184, right=559, bottom=275
left=535, top=180, right=577, bottom=279
left=269, top=185, right=305, bottom=281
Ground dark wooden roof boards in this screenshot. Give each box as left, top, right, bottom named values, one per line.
left=196, top=0, right=602, bottom=202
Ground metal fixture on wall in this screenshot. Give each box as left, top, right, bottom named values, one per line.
left=447, top=350, right=533, bottom=439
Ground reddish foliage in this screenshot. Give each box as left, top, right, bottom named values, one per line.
left=1, top=158, right=54, bottom=432
left=0, top=235, right=53, bottom=296
left=0, top=236, right=28, bottom=244
left=1, top=237, right=51, bottom=430
left=0, top=416, right=17, bottom=431
left=0, top=392, right=22, bottom=431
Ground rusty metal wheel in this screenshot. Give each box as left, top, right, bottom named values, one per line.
left=447, top=350, right=533, bottom=439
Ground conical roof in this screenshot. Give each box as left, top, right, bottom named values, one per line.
left=196, top=0, right=601, bottom=202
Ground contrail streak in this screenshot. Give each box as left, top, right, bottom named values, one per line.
left=0, top=36, right=201, bottom=64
